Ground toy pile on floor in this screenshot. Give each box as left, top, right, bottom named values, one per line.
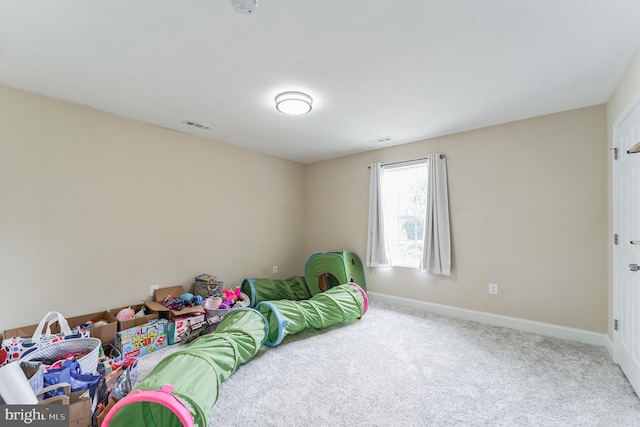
left=136, top=275, right=253, bottom=352
left=179, top=275, right=252, bottom=341
left=103, top=251, right=368, bottom=427
left=0, top=251, right=368, bottom=427
left=0, top=312, right=139, bottom=427
left=0, top=273, right=253, bottom=425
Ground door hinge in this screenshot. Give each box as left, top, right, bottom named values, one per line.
left=615, top=319, right=619, bottom=331
left=611, top=147, right=619, bottom=160
left=615, top=234, right=619, bottom=245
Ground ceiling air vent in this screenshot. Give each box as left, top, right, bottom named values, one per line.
left=183, top=120, right=212, bottom=130
left=371, top=136, right=392, bottom=144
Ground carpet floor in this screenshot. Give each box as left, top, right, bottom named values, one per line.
left=135, top=301, right=640, bottom=426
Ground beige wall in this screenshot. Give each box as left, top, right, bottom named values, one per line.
left=0, top=85, right=307, bottom=332
left=306, top=106, right=608, bottom=332
left=1, top=81, right=616, bottom=335
left=606, top=48, right=640, bottom=337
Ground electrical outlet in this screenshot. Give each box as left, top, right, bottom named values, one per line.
left=273, top=265, right=278, bottom=274
left=488, top=283, right=498, bottom=295
left=149, top=284, right=159, bottom=297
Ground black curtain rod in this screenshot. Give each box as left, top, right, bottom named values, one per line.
left=368, top=154, right=445, bottom=169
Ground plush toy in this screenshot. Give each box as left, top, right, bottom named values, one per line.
left=210, top=287, right=248, bottom=312
left=116, top=307, right=135, bottom=321
left=162, top=295, right=186, bottom=311
left=190, top=295, right=204, bottom=306
left=220, top=287, right=245, bottom=309
left=133, top=307, right=147, bottom=318
left=221, top=288, right=237, bottom=304
left=180, top=293, right=194, bottom=302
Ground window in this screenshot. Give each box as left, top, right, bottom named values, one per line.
left=382, top=162, right=428, bottom=267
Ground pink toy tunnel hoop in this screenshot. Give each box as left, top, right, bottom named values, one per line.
left=347, top=282, right=369, bottom=315
left=102, top=383, right=193, bottom=427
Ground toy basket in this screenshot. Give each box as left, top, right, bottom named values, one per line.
left=190, top=280, right=224, bottom=298
left=203, top=292, right=250, bottom=319
left=22, top=337, right=102, bottom=374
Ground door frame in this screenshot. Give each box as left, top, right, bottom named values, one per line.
left=612, top=87, right=640, bottom=364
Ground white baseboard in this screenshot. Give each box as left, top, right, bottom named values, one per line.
left=604, top=335, right=614, bottom=360
left=368, top=292, right=611, bottom=348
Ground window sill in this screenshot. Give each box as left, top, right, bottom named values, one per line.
left=390, top=264, right=419, bottom=269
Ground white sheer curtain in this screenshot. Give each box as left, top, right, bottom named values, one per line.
left=419, top=154, right=451, bottom=275
left=366, top=162, right=392, bottom=267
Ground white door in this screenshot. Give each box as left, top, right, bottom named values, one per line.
left=614, top=96, right=640, bottom=394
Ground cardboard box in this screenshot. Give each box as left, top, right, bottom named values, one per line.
left=114, top=319, right=168, bottom=359
left=38, top=382, right=92, bottom=427
left=4, top=321, right=62, bottom=340
left=110, top=304, right=159, bottom=331
left=65, top=311, right=118, bottom=345
left=145, top=285, right=204, bottom=319
left=3, top=311, right=116, bottom=344
left=168, top=313, right=206, bottom=345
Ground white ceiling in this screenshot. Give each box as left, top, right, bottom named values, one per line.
left=2, top=1, right=640, bottom=164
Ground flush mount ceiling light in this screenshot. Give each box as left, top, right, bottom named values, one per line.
left=275, top=91, right=313, bottom=115
left=231, top=0, right=258, bottom=15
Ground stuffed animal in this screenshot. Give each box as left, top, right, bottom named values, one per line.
left=221, top=288, right=237, bottom=304
left=190, top=295, right=204, bottom=306
left=116, top=308, right=135, bottom=321
left=180, top=293, right=194, bottom=302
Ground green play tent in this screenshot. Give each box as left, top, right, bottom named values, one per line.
left=304, top=251, right=366, bottom=296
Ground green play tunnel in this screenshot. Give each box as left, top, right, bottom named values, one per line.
left=103, top=308, right=267, bottom=427
left=102, top=280, right=369, bottom=426
left=240, top=276, right=311, bottom=307
left=255, top=282, right=368, bottom=347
